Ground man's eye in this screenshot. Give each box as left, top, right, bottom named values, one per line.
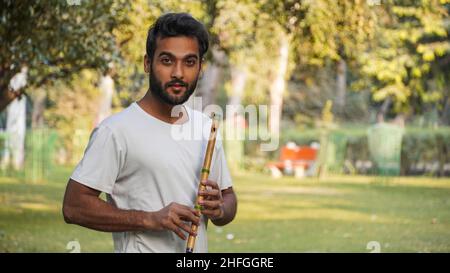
left=186, top=59, right=196, bottom=66
left=161, top=58, right=172, bottom=64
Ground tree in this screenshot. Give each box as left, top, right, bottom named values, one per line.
left=282, top=0, right=376, bottom=117
left=356, top=0, right=450, bottom=123
left=0, top=0, right=128, bottom=111
left=44, top=69, right=101, bottom=164
left=212, top=0, right=294, bottom=149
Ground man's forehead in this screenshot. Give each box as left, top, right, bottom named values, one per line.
left=155, top=36, right=200, bottom=58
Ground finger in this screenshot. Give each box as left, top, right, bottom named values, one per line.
left=201, top=179, right=220, bottom=190
left=177, top=206, right=201, bottom=225
left=201, top=209, right=222, bottom=219
left=177, top=203, right=201, bottom=217
left=174, top=218, right=197, bottom=237
left=167, top=222, right=186, bottom=240
left=199, top=199, right=221, bottom=210
left=199, top=188, right=220, bottom=199
left=179, top=215, right=200, bottom=226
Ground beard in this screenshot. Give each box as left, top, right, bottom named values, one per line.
left=149, top=70, right=198, bottom=106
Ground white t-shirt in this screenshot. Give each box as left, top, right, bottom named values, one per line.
left=70, top=102, right=233, bottom=253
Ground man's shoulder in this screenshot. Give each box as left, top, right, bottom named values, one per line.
left=98, top=103, right=137, bottom=130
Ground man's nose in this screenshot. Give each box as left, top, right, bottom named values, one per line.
left=171, top=61, right=184, bottom=79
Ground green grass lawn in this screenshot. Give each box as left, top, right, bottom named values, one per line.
left=1, top=169, right=449, bottom=252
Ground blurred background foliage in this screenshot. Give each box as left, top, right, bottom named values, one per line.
left=0, top=0, right=449, bottom=177
left=1, top=0, right=450, bottom=254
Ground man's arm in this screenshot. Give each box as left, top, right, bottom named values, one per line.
left=62, top=179, right=199, bottom=240
left=198, top=180, right=237, bottom=226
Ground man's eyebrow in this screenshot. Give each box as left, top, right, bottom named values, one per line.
left=157, top=51, right=198, bottom=60
left=184, top=54, right=199, bottom=60
left=158, top=51, right=175, bottom=58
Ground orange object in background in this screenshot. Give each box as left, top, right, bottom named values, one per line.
left=266, top=144, right=318, bottom=178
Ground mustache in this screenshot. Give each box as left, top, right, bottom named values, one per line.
left=165, top=79, right=188, bottom=88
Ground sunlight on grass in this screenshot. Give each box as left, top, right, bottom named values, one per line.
left=17, top=203, right=59, bottom=212
left=208, top=172, right=450, bottom=252
left=1, top=169, right=449, bottom=252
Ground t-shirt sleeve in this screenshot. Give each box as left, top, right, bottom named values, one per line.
left=70, top=125, right=123, bottom=194
left=209, top=136, right=233, bottom=191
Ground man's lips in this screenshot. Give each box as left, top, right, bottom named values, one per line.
left=167, top=84, right=186, bottom=94
left=167, top=80, right=186, bottom=86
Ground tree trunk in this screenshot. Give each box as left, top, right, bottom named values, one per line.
left=0, top=90, right=22, bottom=113
left=95, top=73, right=115, bottom=126
left=377, top=97, right=391, bottom=123
left=229, top=66, right=247, bottom=106
left=5, top=96, right=27, bottom=170
left=2, top=67, right=29, bottom=170
left=225, top=66, right=247, bottom=172
left=269, top=33, right=289, bottom=142
left=439, top=89, right=449, bottom=126
left=31, top=89, right=46, bottom=129
left=195, top=47, right=226, bottom=109
left=0, top=66, right=28, bottom=113
left=336, top=58, right=347, bottom=114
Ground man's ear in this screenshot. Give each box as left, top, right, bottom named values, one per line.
left=144, top=54, right=150, bottom=73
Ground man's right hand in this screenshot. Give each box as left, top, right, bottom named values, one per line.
left=150, top=202, right=200, bottom=240
left=63, top=180, right=201, bottom=239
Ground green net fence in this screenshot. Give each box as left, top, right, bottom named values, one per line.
left=367, top=123, right=404, bottom=176
left=325, top=131, right=348, bottom=174
left=24, top=129, right=58, bottom=183
left=0, top=129, right=58, bottom=182
left=315, top=130, right=348, bottom=176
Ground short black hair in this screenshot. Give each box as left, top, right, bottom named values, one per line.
left=146, top=13, right=209, bottom=62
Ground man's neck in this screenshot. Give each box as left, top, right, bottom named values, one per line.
left=137, top=91, right=188, bottom=124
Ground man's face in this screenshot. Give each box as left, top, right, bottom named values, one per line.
left=145, top=36, right=201, bottom=105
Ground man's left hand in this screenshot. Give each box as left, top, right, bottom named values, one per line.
left=198, top=179, right=224, bottom=221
